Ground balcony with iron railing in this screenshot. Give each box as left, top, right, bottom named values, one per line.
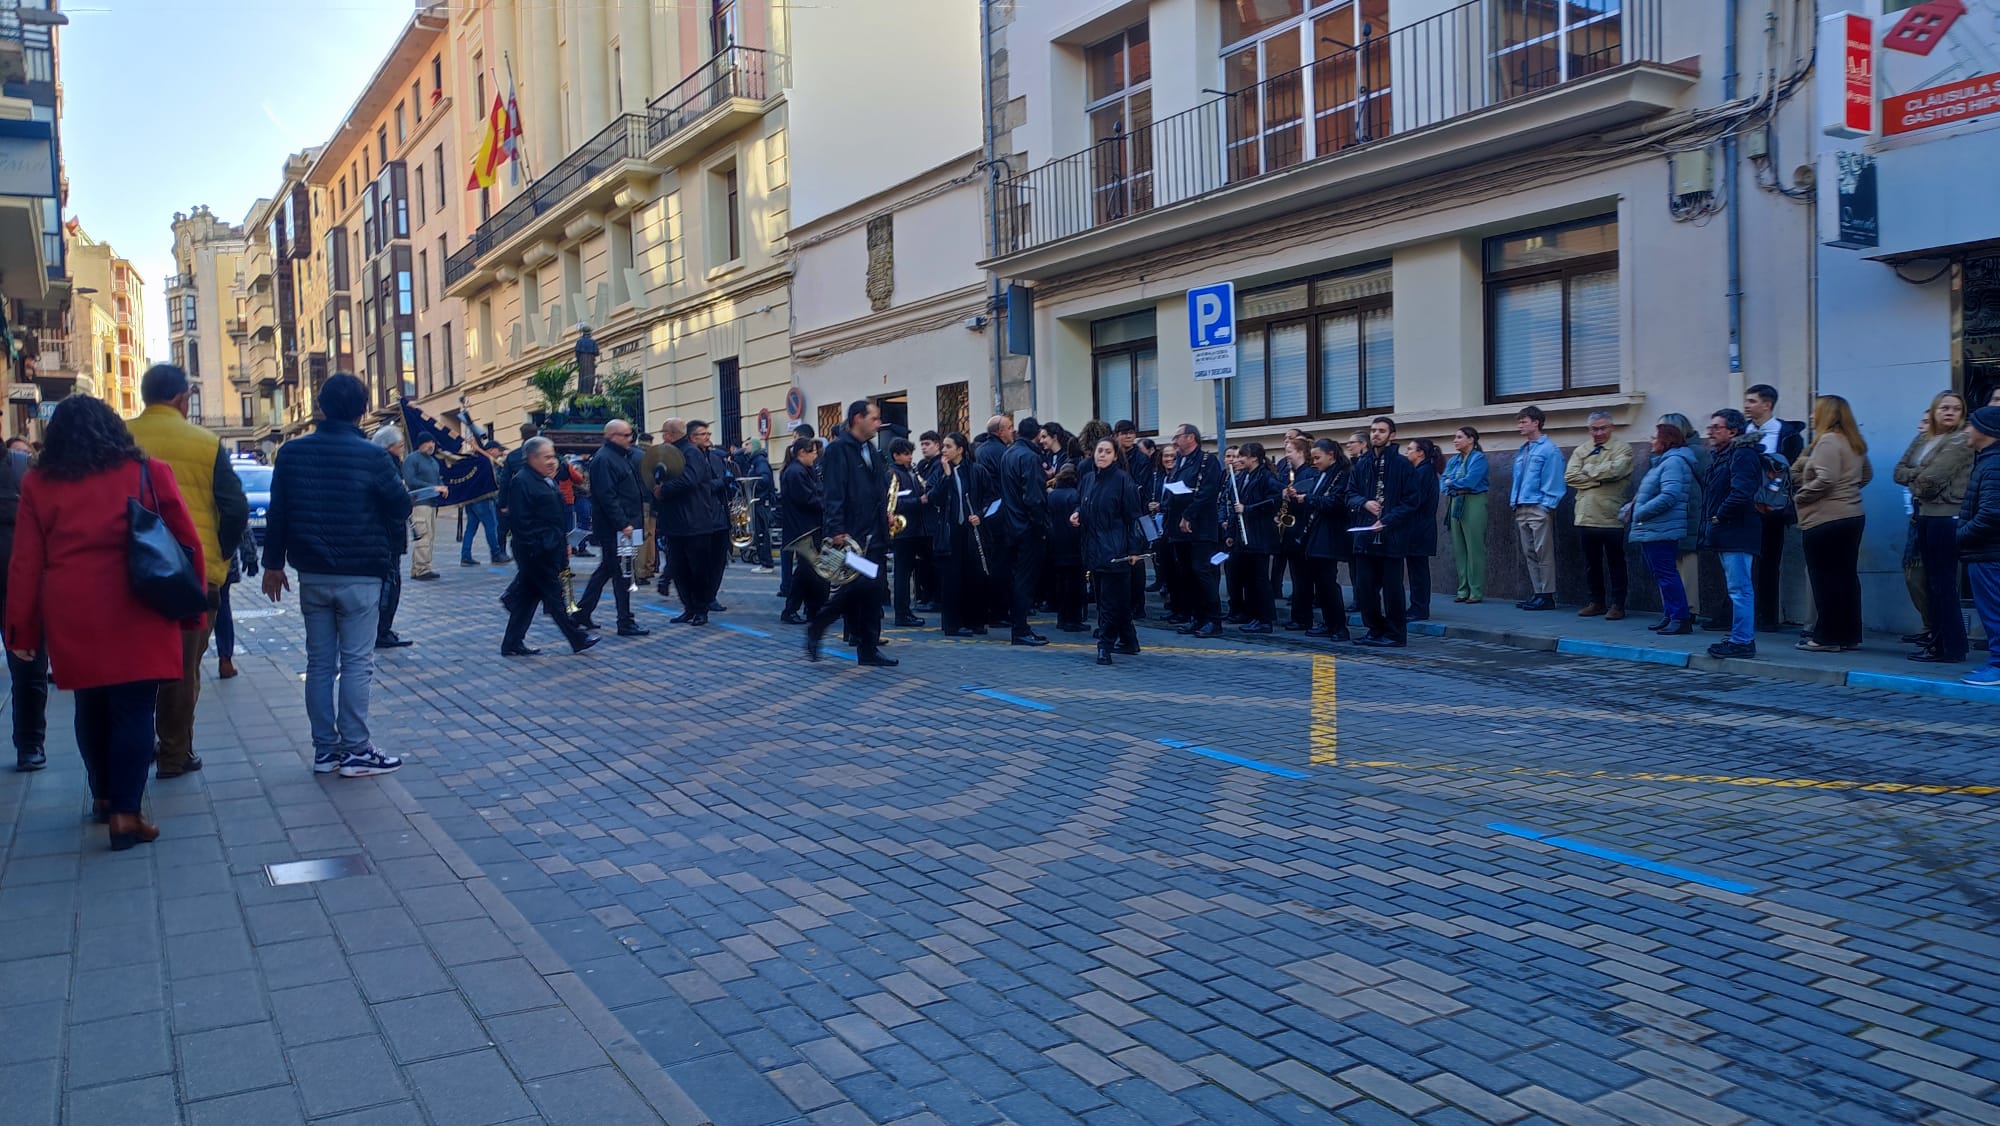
left=444, top=45, right=779, bottom=292
left=0, top=2, right=56, bottom=87
left=992, top=0, right=1688, bottom=274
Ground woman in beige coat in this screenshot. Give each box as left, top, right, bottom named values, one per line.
left=1892, top=391, right=1974, bottom=662
left=1793, top=396, right=1871, bottom=652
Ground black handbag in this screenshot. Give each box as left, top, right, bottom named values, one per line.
left=128, top=459, right=208, bottom=620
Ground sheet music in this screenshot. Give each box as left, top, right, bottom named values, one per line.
left=844, top=551, right=881, bottom=579
left=1163, top=481, right=1193, bottom=496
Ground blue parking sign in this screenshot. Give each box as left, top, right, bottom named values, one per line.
left=1187, top=282, right=1236, bottom=381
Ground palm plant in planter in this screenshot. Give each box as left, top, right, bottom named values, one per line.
left=528, top=360, right=576, bottom=427
left=602, top=367, right=644, bottom=426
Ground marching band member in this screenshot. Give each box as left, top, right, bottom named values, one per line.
left=500, top=438, right=597, bottom=656
left=1346, top=417, right=1420, bottom=648
left=804, top=401, right=897, bottom=667
left=1294, top=439, right=1352, bottom=640
left=1278, top=437, right=1314, bottom=630
left=574, top=420, right=650, bottom=637
left=1150, top=443, right=1183, bottom=622
left=1075, top=438, right=1146, bottom=664
left=1230, top=442, right=1282, bottom=633
left=1046, top=465, right=1086, bottom=632
left=1166, top=424, right=1223, bottom=638
left=926, top=432, right=991, bottom=637
left=779, top=439, right=824, bottom=625
left=1115, top=421, right=1153, bottom=616
left=999, top=417, right=1052, bottom=647
left=888, top=438, right=927, bottom=628
left=658, top=420, right=728, bottom=625
left=913, top=431, right=944, bottom=610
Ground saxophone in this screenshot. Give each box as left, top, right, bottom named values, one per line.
left=887, top=467, right=907, bottom=536
left=1275, top=493, right=1295, bottom=530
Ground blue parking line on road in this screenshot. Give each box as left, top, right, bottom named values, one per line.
left=715, top=622, right=772, bottom=639
left=1488, top=822, right=1755, bottom=895
left=1846, top=670, right=2000, bottom=704
left=1158, top=738, right=1310, bottom=780
left=961, top=686, right=1055, bottom=712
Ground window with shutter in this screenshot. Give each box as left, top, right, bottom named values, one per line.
left=1228, top=263, right=1391, bottom=426
left=1484, top=216, right=1619, bottom=401
left=1091, top=311, right=1160, bottom=433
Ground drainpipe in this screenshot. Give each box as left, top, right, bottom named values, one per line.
left=980, top=0, right=1005, bottom=415
left=1724, top=0, right=1743, bottom=376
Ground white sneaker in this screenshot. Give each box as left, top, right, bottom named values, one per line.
left=312, top=751, right=342, bottom=774
left=752, top=566, right=774, bottom=574
left=338, top=749, right=403, bottom=777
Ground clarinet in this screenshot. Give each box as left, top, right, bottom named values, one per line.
left=1371, top=453, right=1388, bottom=547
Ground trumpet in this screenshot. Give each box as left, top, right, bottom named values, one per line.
left=560, top=566, right=579, bottom=614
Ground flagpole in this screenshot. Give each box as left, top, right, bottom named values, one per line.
left=502, top=52, right=533, bottom=184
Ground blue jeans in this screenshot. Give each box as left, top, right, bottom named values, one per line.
left=461, top=499, right=502, bottom=563
left=1969, top=561, right=2000, bottom=668
left=1642, top=541, right=1688, bottom=622
left=1719, top=551, right=1755, bottom=645
left=299, top=575, right=379, bottom=758
left=74, top=681, right=157, bottom=814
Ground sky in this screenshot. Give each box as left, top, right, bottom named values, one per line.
left=55, top=0, right=419, bottom=363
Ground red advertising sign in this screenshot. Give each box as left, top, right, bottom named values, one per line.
left=1884, top=70, right=2000, bottom=135
left=1844, top=13, right=1874, bottom=133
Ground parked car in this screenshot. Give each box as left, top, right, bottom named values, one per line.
left=235, top=460, right=272, bottom=546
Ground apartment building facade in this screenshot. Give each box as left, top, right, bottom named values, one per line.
left=1816, top=1, right=2000, bottom=631
left=65, top=219, right=144, bottom=415
left=1, top=0, right=69, bottom=438
left=166, top=205, right=248, bottom=444
left=222, top=150, right=321, bottom=455
left=787, top=0, right=991, bottom=442
left=440, top=0, right=794, bottom=443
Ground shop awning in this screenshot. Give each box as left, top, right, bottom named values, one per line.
left=1864, top=237, right=2000, bottom=265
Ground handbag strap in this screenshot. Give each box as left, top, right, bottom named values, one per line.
left=136, top=457, right=160, bottom=513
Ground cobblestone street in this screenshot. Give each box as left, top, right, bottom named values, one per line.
left=5, top=560, right=1999, bottom=1125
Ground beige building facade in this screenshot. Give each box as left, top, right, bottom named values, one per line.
left=65, top=220, right=144, bottom=415
left=166, top=205, right=247, bottom=443
left=986, top=0, right=1816, bottom=462
left=786, top=0, right=990, bottom=442
left=440, top=0, right=795, bottom=446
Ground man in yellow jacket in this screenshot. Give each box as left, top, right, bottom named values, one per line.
left=126, top=365, right=249, bottom=779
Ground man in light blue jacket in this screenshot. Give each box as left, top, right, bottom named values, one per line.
left=1510, top=405, right=1568, bottom=610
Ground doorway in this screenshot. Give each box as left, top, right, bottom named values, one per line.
left=1961, top=255, right=2000, bottom=408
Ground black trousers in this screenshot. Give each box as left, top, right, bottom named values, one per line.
left=1095, top=566, right=1137, bottom=649
left=376, top=568, right=403, bottom=644
left=707, top=529, right=731, bottom=603
left=892, top=538, right=923, bottom=620
left=1578, top=526, right=1629, bottom=608
left=785, top=553, right=827, bottom=620
left=1239, top=550, right=1275, bottom=624
left=1802, top=517, right=1865, bottom=648
left=1352, top=553, right=1407, bottom=643
left=1049, top=562, right=1086, bottom=627
left=1918, top=514, right=1966, bottom=659
left=1184, top=541, right=1222, bottom=624
left=912, top=538, right=936, bottom=605
left=1277, top=547, right=1306, bottom=614
left=1405, top=556, right=1432, bottom=617
left=576, top=540, right=634, bottom=627
left=1755, top=511, right=1788, bottom=628
left=503, top=558, right=590, bottom=650
left=667, top=535, right=712, bottom=611
left=9, top=644, right=49, bottom=756
left=74, top=680, right=156, bottom=815
left=808, top=554, right=885, bottom=656
left=1158, top=543, right=1187, bottom=617
left=985, top=538, right=1013, bottom=627
left=1306, top=557, right=1349, bottom=635
left=1007, top=528, right=1046, bottom=638
left=1128, top=560, right=1148, bottom=618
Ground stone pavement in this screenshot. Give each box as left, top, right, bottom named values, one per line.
left=0, top=648, right=710, bottom=1125
left=5, top=557, right=2000, bottom=1125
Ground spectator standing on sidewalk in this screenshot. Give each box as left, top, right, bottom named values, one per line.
left=1701, top=409, right=1765, bottom=660
left=1744, top=384, right=1806, bottom=630
left=1793, top=396, right=1871, bottom=653
left=371, top=425, right=414, bottom=651
left=1658, top=413, right=1707, bottom=625
left=1, top=436, right=48, bottom=771
left=403, top=434, right=447, bottom=580
left=1566, top=410, right=1633, bottom=621
left=1955, top=406, right=2000, bottom=687
left=1403, top=437, right=1443, bottom=621
left=126, top=363, right=249, bottom=781
left=1442, top=427, right=1488, bottom=604
left=1625, top=424, right=1698, bottom=635
left=1509, top=406, right=1567, bottom=611
left=7, top=395, right=206, bottom=848
left=261, top=373, right=413, bottom=778
left=1893, top=391, right=1973, bottom=664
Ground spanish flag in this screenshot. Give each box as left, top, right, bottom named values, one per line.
left=465, top=92, right=521, bottom=191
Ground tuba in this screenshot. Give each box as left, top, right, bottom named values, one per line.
left=784, top=530, right=864, bottom=589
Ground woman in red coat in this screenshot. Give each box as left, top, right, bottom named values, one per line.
left=5, top=396, right=206, bottom=849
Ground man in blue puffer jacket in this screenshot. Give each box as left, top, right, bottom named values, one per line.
left=1958, top=406, right=2000, bottom=688
left=261, top=373, right=414, bottom=778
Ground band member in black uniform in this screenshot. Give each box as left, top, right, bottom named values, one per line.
left=1403, top=437, right=1444, bottom=621
left=501, top=438, right=599, bottom=656
left=658, top=420, right=728, bottom=625
left=1230, top=442, right=1283, bottom=633
left=1075, top=438, right=1147, bottom=664
left=574, top=420, right=651, bottom=636
left=1278, top=437, right=1315, bottom=629
left=1293, top=439, right=1352, bottom=640
left=779, top=439, right=824, bottom=624
left=1346, top=417, right=1420, bottom=648
left=888, top=438, right=927, bottom=628
left=1046, top=465, right=1085, bottom=631
left=999, top=417, right=1052, bottom=646
left=975, top=415, right=1014, bottom=629
left=1165, top=423, right=1223, bottom=637
left=926, top=432, right=990, bottom=637
left=913, top=431, right=943, bottom=610
left=1113, top=420, right=1152, bottom=617
left=1149, top=444, right=1183, bottom=621
left=805, top=400, right=897, bottom=667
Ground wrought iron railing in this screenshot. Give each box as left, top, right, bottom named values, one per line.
left=996, top=0, right=1663, bottom=255
left=646, top=45, right=768, bottom=149
left=444, top=114, right=651, bottom=287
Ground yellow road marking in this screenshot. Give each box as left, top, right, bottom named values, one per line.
left=1342, top=758, right=2000, bottom=797
left=1310, top=656, right=1338, bottom=766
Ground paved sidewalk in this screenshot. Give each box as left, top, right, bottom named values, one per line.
left=0, top=646, right=711, bottom=1125
left=1241, top=595, right=2000, bottom=702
